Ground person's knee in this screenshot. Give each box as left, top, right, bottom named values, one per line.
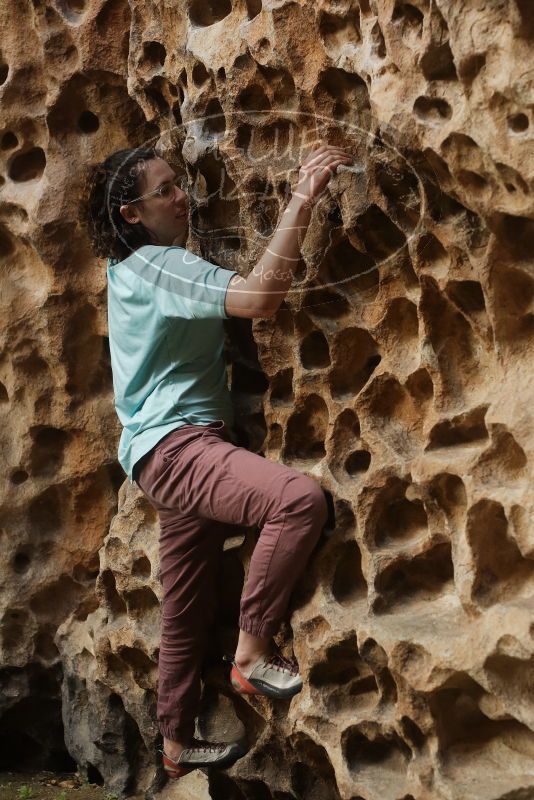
left=293, top=476, right=329, bottom=525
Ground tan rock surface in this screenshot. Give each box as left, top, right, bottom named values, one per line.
left=1, top=0, right=533, bottom=798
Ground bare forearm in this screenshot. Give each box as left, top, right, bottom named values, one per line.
left=228, top=146, right=353, bottom=318
left=245, top=194, right=312, bottom=314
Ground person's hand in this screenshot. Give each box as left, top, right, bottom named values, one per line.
left=293, top=144, right=353, bottom=207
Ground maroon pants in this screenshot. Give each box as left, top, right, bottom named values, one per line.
left=133, top=419, right=328, bottom=744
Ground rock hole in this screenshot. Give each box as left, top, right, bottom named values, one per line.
left=457, top=169, right=488, bottom=191
left=245, top=0, right=261, bottom=20
left=284, top=394, right=328, bottom=460
left=391, top=2, right=423, bottom=36
left=77, top=110, right=99, bottom=133
left=427, top=473, right=466, bottom=520
left=354, top=203, right=406, bottom=259
left=329, top=408, right=364, bottom=482
left=257, top=64, right=296, bottom=109
left=270, top=368, right=294, bottom=405
left=34, top=628, right=60, bottom=661
left=426, top=405, right=488, bottom=450
left=320, top=237, right=378, bottom=296
left=370, top=21, right=386, bottom=58
left=117, top=645, right=158, bottom=688
left=491, top=213, right=534, bottom=262
left=495, top=161, right=529, bottom=194
left=237, top=83, right=270, bottom=116
left=1, top=608, right=29, bottom=652
left=512, top=0, right=534, bottom=37
left=405, top=367, right=434, bottom=405
left=310, top=633, right=365, bottom=686
left=124, top=586, right=159, bottom=617
left=458, top=52, right=486, bottom=82
left=86, top=763, right=104, bottom=786
left=344, top=727, right=410, bottom=772
left=11, top=469, right=28, bottom=485
left=300, top=330, right=331, bottom=369
left=142, top=40, right=166, bottom=68
left=12, top=551, right=31, bottom=573
left=445, top=279, right=486, bottom=320
left=419, top=277, right=479, bottom=397
left=420, top=41, right=457, bottom=81
left=29, top=426, right=71, bottom=476
left=315, top=67, right=370, bottom=111
left=507, top=112, right=529, bottom=133
left=204, top=96, right=226, bottom=136
left=98, top=569, right=127, bottom=615
left=8, top=147, right=46, bottom=182
left=413, top=95, right=452, bottom=123
left=374, top=541, right=454, bottom=611
left=330, top=327, right=381, bottom=399
left=428, top=672, right=525, bottom=754
left=145, top=82, right=169, bottom=113
left=0, top=62, right=8, bottom=85
left=467, top=499, right=534, bottom=607
left=374, top=492, right=428, bottom=548
left=345, top=450, right=371, bottom=476
left=332, top=540, right=367, bottom=603
left=232, top=362, right=269, bottom=394
left=132, top=555, right=151, bottom=578
left=188, top=0, right=232, bottom=26
left=192, top=61, right=210, bottom=86
left=28, top=487, right=63, bottom=537
left=56, top=0, right=87, bottom=23
left=0, top=226, right=15, bottom=258
left=303, top=287, right=351, bottom=318
left=29, top=575, right=83, bottom=624
left=172, top=104, right=182, bottom=127
left=1, top=131, right=18, bottom=150
left=400, top=717, right=425, bottom=749
left=318, top=9, right=361, bottom=52
left=376, top=163, right=421, bottom=230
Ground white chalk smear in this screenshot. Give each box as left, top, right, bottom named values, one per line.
left=336, top=163, right=365, bottom=175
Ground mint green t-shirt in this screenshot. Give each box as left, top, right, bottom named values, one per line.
left=106, top=244, right=239, bottom=483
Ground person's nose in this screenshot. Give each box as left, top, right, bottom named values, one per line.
left=175, top=187, right=188, bottom=209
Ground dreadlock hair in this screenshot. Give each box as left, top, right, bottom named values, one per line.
left=80, top=146, right=158, bottom=262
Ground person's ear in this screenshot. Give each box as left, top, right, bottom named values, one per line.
left=119, top=204, right=141, bottom=225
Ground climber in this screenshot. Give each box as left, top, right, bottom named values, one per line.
left=80, top=142, right=353, bottom=779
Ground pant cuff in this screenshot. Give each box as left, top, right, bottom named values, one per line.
left=159, top=723, right=194, bottom=744
left=238, top=613, right=280, bottom=638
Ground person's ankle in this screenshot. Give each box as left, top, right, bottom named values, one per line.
left=163, top=737, right=187, bottom=758
left=234, top=649, right=270, bottom=672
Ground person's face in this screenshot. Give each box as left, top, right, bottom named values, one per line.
left=119, top=157, right=189, bottom=248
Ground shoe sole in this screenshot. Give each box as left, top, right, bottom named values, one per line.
left=163, top=746, right=245, bottom=777
left=230, top=665, right=303, bottom=699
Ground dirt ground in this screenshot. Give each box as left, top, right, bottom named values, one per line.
left=0, top=771, right=115, bottom=800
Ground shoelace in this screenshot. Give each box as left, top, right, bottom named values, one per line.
left=187, top=737, right=228, bottom=754
left=265, top=653, right=299, bottom=676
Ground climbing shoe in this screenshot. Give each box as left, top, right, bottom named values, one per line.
left=160, top=737, right=246, bottom=778
left=224, top=651, right=303, bottom=699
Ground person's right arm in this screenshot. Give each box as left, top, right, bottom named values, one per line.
left=224, top=144, right=353, bottom=319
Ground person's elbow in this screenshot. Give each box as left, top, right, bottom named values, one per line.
left=224, top=279, right=279, bottom=319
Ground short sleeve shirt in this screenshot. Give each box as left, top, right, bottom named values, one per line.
left=106, top=244, right=239, bottom=482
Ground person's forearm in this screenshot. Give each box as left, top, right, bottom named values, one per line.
left=245, top=194, right=313, bottom=315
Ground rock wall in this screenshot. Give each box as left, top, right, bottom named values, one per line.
left=1, top=0, right=534, bottom=798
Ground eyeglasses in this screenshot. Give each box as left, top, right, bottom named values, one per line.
left=124, top=174, right=188, bottom=205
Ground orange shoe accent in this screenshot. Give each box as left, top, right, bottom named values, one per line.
left=230, top=664, right=261, bottom=695
left=162, top=750, right=193, bottom=779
